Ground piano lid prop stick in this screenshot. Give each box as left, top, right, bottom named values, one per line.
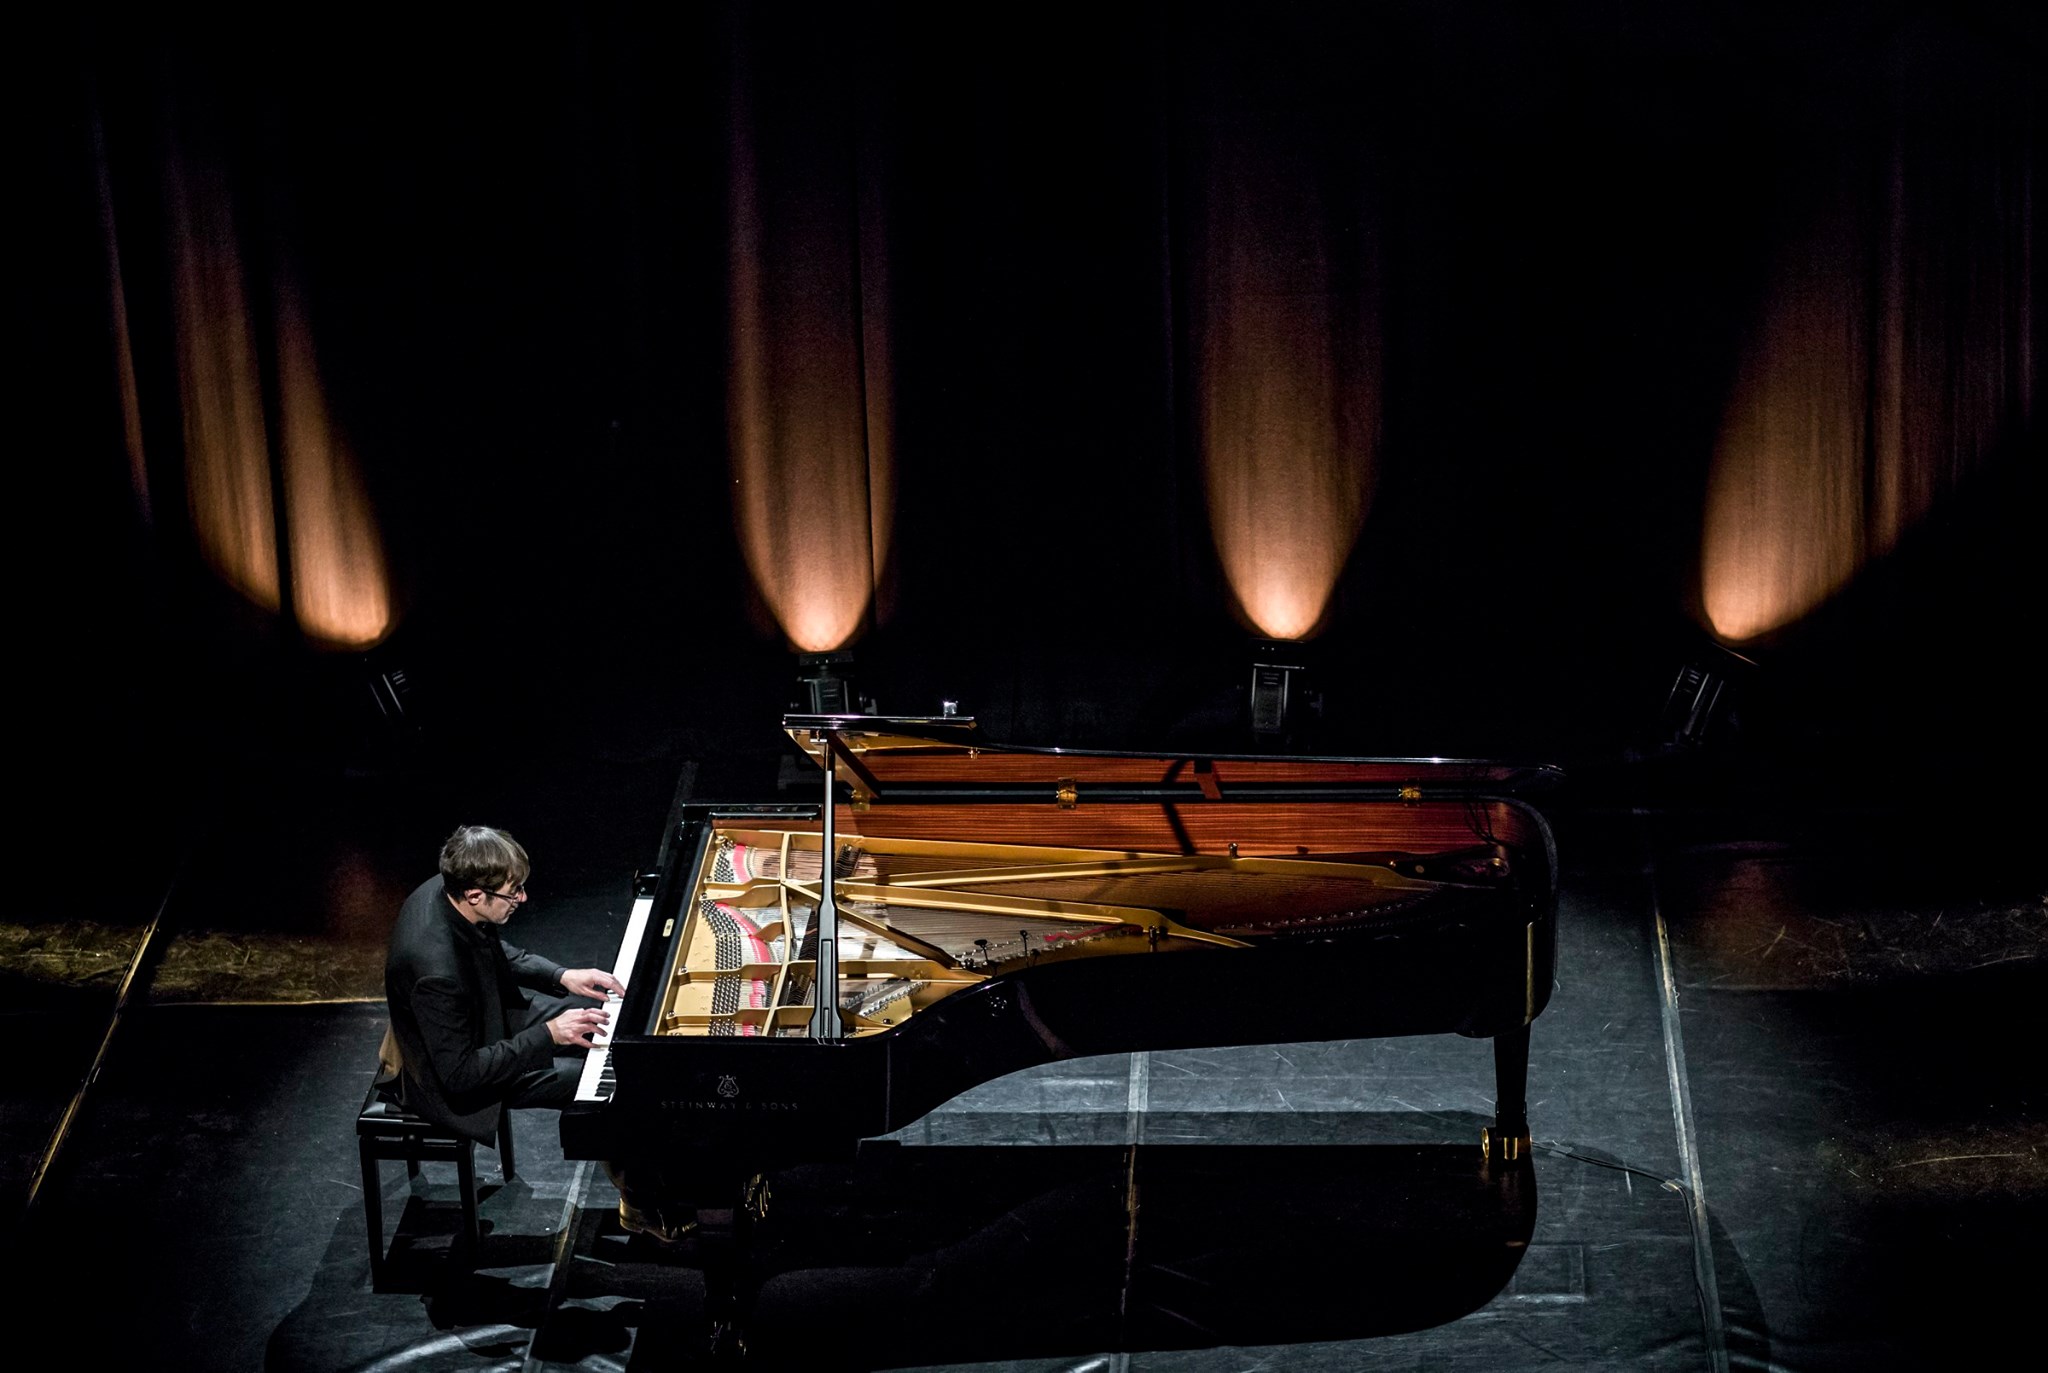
left=810, top=731, right=844, bottom=1040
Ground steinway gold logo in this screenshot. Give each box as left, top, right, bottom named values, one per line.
left=652, top=1074, right=803, bottom=1113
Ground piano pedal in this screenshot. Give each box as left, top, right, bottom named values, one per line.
left=706, top=1318, right=746, bottom=1362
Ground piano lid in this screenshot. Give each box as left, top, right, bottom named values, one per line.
left=781, top=713, right=1563, bottom=804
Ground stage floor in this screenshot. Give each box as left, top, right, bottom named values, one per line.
left=4, top=733, right=2042, bottom=1372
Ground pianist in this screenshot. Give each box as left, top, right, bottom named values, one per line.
left=379, top=825, right=620, bottom=1151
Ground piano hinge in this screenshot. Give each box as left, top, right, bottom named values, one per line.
left=1055, top=778, right=1078, bottom=809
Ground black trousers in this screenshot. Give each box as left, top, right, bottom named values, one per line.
left=504, top=994, right=661, bottom=1221
left=504, top=992, right=587, bottom=1109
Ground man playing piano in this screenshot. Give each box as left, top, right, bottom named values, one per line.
left=379, top=825, right=621, bottom=1158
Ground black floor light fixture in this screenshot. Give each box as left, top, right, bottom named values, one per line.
left=780, top=650, right=877, bottom=794
left=363, top=653, right=416, bottom=732
left=794, top=650, right=871, bottom=716
left=351, top=641, right=425, bottom=767
left=1656, top=635, right=1757, bottom=750
left=1248, top=638, right=1321, bottom=749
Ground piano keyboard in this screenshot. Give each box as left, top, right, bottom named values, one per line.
left=574, top=895, right=653, bottom=1102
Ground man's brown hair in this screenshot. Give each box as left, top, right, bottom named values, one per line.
left=439, top=825, right=531, bottom=898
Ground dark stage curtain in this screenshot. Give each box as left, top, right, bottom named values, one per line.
left=20, top=3, right=2044, bottom=777
left=1700, top=20, right=2036, bottom=647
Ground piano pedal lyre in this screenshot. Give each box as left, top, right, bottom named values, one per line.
left=707, top=1319, right=746, bottom=1362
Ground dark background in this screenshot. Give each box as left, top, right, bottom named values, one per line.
left=13, top=0, right=2043, bottom=899
left=5, top=8, right=2045, bottom=1368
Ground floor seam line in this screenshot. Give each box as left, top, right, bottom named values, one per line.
left=522, top=1156, right=596, bottom=1373
left=1111, top=1050, right=1151, bottom=1373
left=1640, top=805, right=1730, bottom=1373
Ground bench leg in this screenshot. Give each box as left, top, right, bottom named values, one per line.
left=455, top=1141, right=480, bottom=1262
left=497, top=1113, right=517, bottom=1181
left=359, top=1138, right=385, bottom=1288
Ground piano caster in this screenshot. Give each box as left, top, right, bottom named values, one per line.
left=1480, top=1125, right=1531, bottom=1166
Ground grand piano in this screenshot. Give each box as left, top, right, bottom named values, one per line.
left=562, top=713, right=1563, bottom=1195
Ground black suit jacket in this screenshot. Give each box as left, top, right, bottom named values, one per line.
left=383, top=875, right=567, bottom=1143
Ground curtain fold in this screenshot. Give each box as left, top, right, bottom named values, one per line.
left=1186, top=114, right=1381, bottom=643
left=114, top=73, right=393, bottom=649
left=1701, top=64, right=2034, bottom=645
left=725, top=12, right=892, bottom=656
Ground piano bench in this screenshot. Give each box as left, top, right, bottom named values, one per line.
left=355, top=1080, right=515, bottom=1288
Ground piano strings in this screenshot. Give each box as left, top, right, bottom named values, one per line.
left=651, top=827, right=1521, bottom=1043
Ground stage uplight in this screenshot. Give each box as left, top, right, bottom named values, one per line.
left=363, top=654, right=417, bottom=734
left=1248, top=639, right=1321, bottom=747
left=1655, top=638, right=1757, bottom=751
left=794, top=650, right=871, bottom=717
left=334, top=641, right=427, bottom=773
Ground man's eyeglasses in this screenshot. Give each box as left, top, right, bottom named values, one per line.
left=475, top=883, right=526, bottom=903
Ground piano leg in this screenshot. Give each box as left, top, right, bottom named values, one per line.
left=608, top=1156, right=767, bottom=1357
left=1483, top=1022, right=1532, bottom=1167
left=692, top=1167, right=765, bottom=1361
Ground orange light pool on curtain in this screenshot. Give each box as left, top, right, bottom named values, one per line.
left=1703, top=129, right=2032, bottom=645
left=164, top=146, right=393, bottom=648
left=167, top=148, right=279, bottom=615
left=1194, top=128, right=1376, bottom=642
left=275, top=277, right=392, bottom=649
left=725, top=93, right=890, bottom=655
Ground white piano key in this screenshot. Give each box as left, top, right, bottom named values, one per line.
left=575, top=895, right=652, bottom=1102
